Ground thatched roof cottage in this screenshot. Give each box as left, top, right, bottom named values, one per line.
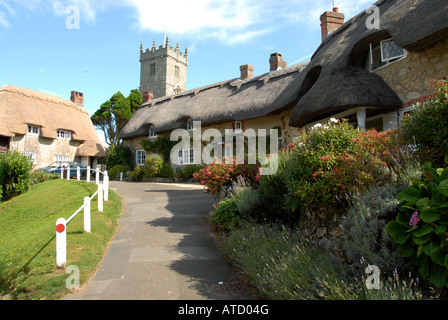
left=121, top=57, right=309, bottom=166
left=121, top=0, right=448, bottom=168
left=0, top=85, right=106, bottom=169
left=275, top=0, right=448, bottom=130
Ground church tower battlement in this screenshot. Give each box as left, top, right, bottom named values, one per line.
left=139, top=37, right=188, bottom=99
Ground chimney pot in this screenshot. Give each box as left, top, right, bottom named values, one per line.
left=143, top=91, right=154, bottom=103
left=70, top=91, right=84, bottom=106
left=240, top=64, right=254, bottom=79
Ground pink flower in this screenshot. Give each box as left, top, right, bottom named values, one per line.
left=410, top=211, right=420, bottom=227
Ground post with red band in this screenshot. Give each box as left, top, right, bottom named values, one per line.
left=56, top=218, right=67, bottom=269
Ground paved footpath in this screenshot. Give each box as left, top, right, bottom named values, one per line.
left=62, top=181, right=252, bottom=300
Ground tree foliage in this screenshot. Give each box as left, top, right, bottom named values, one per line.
left=91, top=89, right=143, bottom=146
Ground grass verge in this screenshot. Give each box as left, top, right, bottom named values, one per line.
left=0, top=179, right=122, bottom=300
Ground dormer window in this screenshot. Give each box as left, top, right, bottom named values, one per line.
left=149, top=125, right=157, bottom=138
left=186, top=118, right=194, bottom=131
left=368, top=38, right=407, bottom=71
left=57, top=129, right=72, bottom=140
left=234, top=121, right=243, bottom=133
left=28, top=125, right=40, bottom=135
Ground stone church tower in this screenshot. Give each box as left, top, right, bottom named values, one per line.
left=139, top=37, right=188, bottom=100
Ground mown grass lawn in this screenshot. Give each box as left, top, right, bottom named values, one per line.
left=0, top=179, right=122, bottom=300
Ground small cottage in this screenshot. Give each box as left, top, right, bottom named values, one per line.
left=0, top=85, right=106, bottom=169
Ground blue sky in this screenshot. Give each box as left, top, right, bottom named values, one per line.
left=0, top=0, right=374, bottom=144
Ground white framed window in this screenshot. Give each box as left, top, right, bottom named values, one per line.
left=136, top=149, right=146, bottom=166
left=149, top=126, right=157, bottom=138
left=178, top=148, right=194, bottom=165
left=186, top=118, right=194, bottom=131
left=28, top=125, right=40, bottom=135
left=57, top=130, right=72, bottom=140
left=234, top=121, right=243, bottom=133
left=368, top=39, right=407, bottom=72
left=380, top=39, right=407, bottom=62
left=25, top=152, right=37, bottom=164
left=54, top=155, right=69, bottom=162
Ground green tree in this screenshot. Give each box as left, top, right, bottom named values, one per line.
left=91, top=89, right=143, bottom=146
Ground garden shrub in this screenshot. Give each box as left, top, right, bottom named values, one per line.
left=342, top=184, right=412, bottom=276
left=106, top=144, right=134, bottom=170
left=178, top=165, right=203, bottom=179
left=129, top=165, right=145, bottom=181
left=158, top=162, right=174, bottom=178
left=109, top=164, right=131, bottom=179
left=255, top=148, right=298, bottom=225
left=0, top=151, right=34, bottom=201
left=211, top=196, right=243, bottom=233
left=386, top=156, right=448, bottom=289
left=285, top=119, right=404, bottom=217
left=398, top=79, right=448, bottom=166
left=30, top=171, right=59, bottom=186
left=223, top=223, right=357, bottom=300
left=143, top=156, right=164, bottom=177
left=193, top=156, right=260, bottom=199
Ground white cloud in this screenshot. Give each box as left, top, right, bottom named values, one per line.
left=0, top=11, right=10, bottom=28
left=0, top=0, right=379, bottom=44
left=126, top=0, right=271, bottom=45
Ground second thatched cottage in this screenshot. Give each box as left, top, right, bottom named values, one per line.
left=0, top=85, right=106, bottom=169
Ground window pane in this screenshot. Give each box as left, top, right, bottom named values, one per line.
left=381, top=40, right=406, bottom=62
left=189, top=148, right=194, bottom=164
left=178, top=150, right=183, bottom=165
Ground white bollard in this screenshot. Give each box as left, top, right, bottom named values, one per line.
left=60, top=167, right=64, bottom=179
left=95, top=168, right=99, bottom=185
left=84, top=196, right=91, bottom=233
left=77, top=166, right=80, bottom=181
left=120, top=172, right=123, bottom=182
left=66, top=166, right=70, bottom=180
left=56, top=218, right=67, bottom=269
left=87, top=166, right=91, bottom=183
left=98, top=183, right=103, bottom=212
left=104, top=171, right=109, bottom=202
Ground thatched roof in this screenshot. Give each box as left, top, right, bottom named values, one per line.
left=273, top=0, right=448, bottom=127
left=0, top=85, right=106, bottom=157
left=120, top=62, right=308, bottom=139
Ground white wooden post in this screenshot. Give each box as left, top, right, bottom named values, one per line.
left=95, top=168, right=99, bottom=185
left=66, top=166, right=70, bottom=180
left=60, top=167, right=64, bottom=179
left=98, top=183, right=103, bottom=212
left=87, top=166, right=91, bottom=183
left=84, top=196, right=91, bottom=233
left=77, top=166, right=80, bottom=181
left=56, top=218, right=67, bottom=269
left=104, top=171, right=109, bottom=202
left=357, top=107, right=367, bottom=131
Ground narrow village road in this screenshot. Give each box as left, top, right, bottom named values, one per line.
left=63, top=181, right=252, bottom=300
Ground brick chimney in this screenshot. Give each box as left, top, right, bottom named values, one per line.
left=70, top=91, right=84, bottom=106
left=240, top=64, right=254, bottom=79
left=320, top=7, right=345, bottom=41
left=143, top=91, right=154, bottom=103
left=269, top=53, right=287, bottom=72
